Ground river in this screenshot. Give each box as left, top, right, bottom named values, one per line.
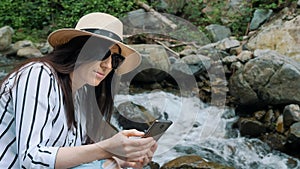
left=0, top=55, right=25, bottom=79
left=114, top=91, right=300, bottom=169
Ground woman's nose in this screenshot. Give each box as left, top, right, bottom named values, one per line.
left=100, top=58, right=112, bottom=69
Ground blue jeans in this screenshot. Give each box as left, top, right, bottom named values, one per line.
left=71, top=159, right=119, bottom=169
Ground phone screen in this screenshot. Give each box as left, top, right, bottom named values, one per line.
left=143, top=120, right=173, bottom=141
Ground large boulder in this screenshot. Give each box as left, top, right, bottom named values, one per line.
left=128, top=44, right=170, bottom=82
left=247, top=15, right=300, bottom=62
left=229, top=49, right=300, bottom=106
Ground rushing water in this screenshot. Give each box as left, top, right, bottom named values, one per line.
left=0, top=55, right=25, bottom=79
left=114, top=91, right=300, bottom=169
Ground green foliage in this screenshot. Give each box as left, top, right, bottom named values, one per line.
left=181, top=0, right=209, bottom=25
left=0, top=0, right=137, bottom=42
left=150, top=0, right=297, bottom=39
left=184, top=0, right=251, bottom=37
left=251, top=0, right=283, bottom=9
left=0, top=0, right=298, bottom=42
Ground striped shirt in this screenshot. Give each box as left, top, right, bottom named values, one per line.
left=0, top=62, right=86, bottom=168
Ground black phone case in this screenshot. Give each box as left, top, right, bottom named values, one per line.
left=143, top=120, right=173, bottom=140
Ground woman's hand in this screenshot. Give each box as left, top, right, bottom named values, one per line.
left=96, top=129, right=156, bottom=162
left=116, top=141, right=158, bottom=169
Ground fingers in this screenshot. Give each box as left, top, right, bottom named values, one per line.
left=125, top=142, right=156, bottom=165
left=121, top=133, right=156, bottom=153
left=122, top=139, right=156, bottom=161
left=104, top=129, right=157, bottom=165
left=150, top=142, right=158, bottom=153
left=121, top=129, right=144, bottom=137
left=118, top=145, right=156, bottom=168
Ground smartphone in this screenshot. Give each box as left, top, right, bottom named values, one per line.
left=143, top=120, right=173, bottom=141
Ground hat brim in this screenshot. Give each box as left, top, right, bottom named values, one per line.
left=48, top=29, right=141, bottom=75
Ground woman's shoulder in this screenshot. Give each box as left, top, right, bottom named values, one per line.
left=3, top=61, right=58, bottom=86
left=2, top=61, right=60, bottom=95
left=19, top=61, right=56, bottom=77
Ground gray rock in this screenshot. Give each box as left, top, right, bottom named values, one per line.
left=286, top=122, right=300, bottom=151
left=205, top=24, right=231, bottom=42
left=13, top=40, right=34, bottom=51
left=222, top=55, right=237, bottom=64
left=123, top=11, right=210, bottom=46
left=229, top=49, right=300, bottom=105
left=0, top=26, right=14, bottom=51
left=17, top=46, right=43, bottom=58
left=247, top=15, right=300, bottom=62
left=283, top=104, right=300, bottom=127
left=250, top=9, right=273, bottom=31
left=289, top=122, right=300, bottom=138
left=181, top=54, right=212, bottom=75
left=216, top=38, right=240, bottom=51
left=129, top=44, right=170, bottom=82
left=238, top=118, right=267, bottom=137
left=236, top=50, right=253, bottom=63
left=115, top=101, right=162, bottom=131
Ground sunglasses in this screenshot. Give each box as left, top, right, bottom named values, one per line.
left=101, top=50, right=125, bottom=69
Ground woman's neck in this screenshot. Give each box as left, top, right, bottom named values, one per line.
left=69, top=72, right=85, bottom=94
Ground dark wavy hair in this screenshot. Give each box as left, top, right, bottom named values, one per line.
left=1, top=35, right=117, bottom=128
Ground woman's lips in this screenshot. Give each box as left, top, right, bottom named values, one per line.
left=94, top=71, right=104, bottom=79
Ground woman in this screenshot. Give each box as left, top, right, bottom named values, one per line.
left=0, top=12, right=157, bottom=168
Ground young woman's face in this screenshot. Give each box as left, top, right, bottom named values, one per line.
left=72, top=45, right=120, bottom=88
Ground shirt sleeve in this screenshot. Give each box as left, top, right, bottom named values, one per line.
left=13, top=63, right=61, bottom=168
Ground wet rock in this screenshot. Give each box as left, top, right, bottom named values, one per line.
left=161, top=155, right=233, bottom=169
left=238, top=118, right=266, bottom=137
left=143, top=161, right=160, bottom=169
left=285, top=122, right=300, bottom=153
left=260, top=133, right=286, bottom=152
left=114, top=101, right=162, bottom=131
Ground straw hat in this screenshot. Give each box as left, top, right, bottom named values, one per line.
left=47, top=12, right=141, bottom=75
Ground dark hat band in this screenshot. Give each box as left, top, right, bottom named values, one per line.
left=81, top=28, right=122, bottom=42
